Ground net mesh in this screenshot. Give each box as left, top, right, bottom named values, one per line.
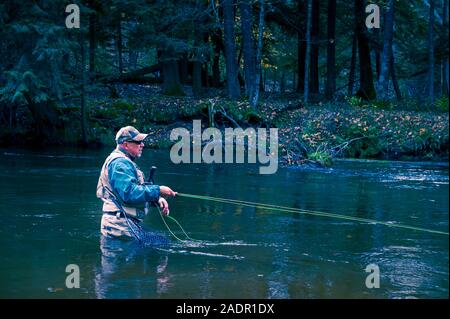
left=125, top=214, right=171, bottom=247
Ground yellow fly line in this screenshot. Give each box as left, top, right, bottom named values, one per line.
left=173, top=193, right=449, bottom=237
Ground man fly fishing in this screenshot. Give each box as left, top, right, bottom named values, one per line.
left=96, top=126, right=176, bottom=240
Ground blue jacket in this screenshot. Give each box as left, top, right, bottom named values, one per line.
left=108, top=150, right=160, bottom=206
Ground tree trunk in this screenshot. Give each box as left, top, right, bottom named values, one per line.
left=129, top=50, right=138, bottom=70
left=80, top=32, right=88, bottom=146
left=390, top=49, right=402, bottom=100
left=310, top=0, right=320, bottom=94
left=297, top=0, right=306, bottom=92
left=88, top=0, right=96, bottom=75
left=223, top=0, right=240, bottom=99
left=304, top=0, right=312, bottom=103
left=428, top=0, right=435, bottom=105
left=280, top=72, right=285, bottom=93
left=211, top=28, right=223, bottom=88
left=201, top=19, right=211, bottom=88
left=348, top=32, right=357, bottom=96
left=375, top=28, right=381, bottom=81
left=293, top=72, right=296, bottom=91
left=192, top=26, right=203, bottom=97
left=201, top=64, right=209, bottom=88
left=237, top=41, right=243, bottom=70
left=251, top=1, right=265, bottom=103
left=160, top=50, right=184, bottom=96
left=272, top=68, right=277, bottom=92
left=240, top=0, right=255, bottom=99
left=442, top=0, right=449, bottom=97
left=251, top=0, right=265, bottom=109
left=379, top=0, right=394, bottom=100
left=179, top=53, right=189, bottom=84
left=262, top=68, right=266, bottom=92
left=192, top=62, right=202, bottom=96
left=375, top=53, right=381, bottom=82
left=117, top=16, right=123, bottom=74
left=325, top=0, right=336, bottom=100
left=355, top=0, right=376, bottom=100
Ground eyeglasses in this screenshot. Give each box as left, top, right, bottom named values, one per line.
left=126, top=140, right=144, bottom=145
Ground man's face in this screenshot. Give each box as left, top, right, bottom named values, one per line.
left=122, top=140, right=145, bottom=158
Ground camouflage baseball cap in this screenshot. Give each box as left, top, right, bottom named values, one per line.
left=115, top=126, right=148, bottom=144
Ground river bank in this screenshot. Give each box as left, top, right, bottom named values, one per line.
left=1, top=85, right=448, bottom=167
left=88, top=88, right=449, bottom=166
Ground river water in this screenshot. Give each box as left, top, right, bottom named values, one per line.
left=0, top=148, right=448, bottom=298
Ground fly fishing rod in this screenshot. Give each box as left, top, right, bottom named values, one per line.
left=146, top=166, right=193, bottom=242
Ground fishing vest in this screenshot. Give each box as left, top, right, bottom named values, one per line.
left=96, top=148, right=146, bottom=219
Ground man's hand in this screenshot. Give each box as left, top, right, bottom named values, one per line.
left=158, top=197, right=170, bottom=216
left=160, top=186, right=177, bottom=197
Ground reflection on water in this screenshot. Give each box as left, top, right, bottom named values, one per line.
left=0, top=148, right=448, bottom=298
left=95, top=237, right=172, bottom=298
left=360, top=244, right=448, bottom=299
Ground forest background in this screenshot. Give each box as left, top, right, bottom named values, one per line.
left=0, top=0, right=448, bottom=166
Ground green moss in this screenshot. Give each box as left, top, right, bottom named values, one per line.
left=308, top=150, right=333, bottom=167
left=370, top=100, right=394, bottom=110
left=112, top=99, right=133, bottom=111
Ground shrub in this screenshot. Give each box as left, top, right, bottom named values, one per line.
left=340, top=124, right=382, bottom=158
left=308, top=150, right=332, bottom=167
